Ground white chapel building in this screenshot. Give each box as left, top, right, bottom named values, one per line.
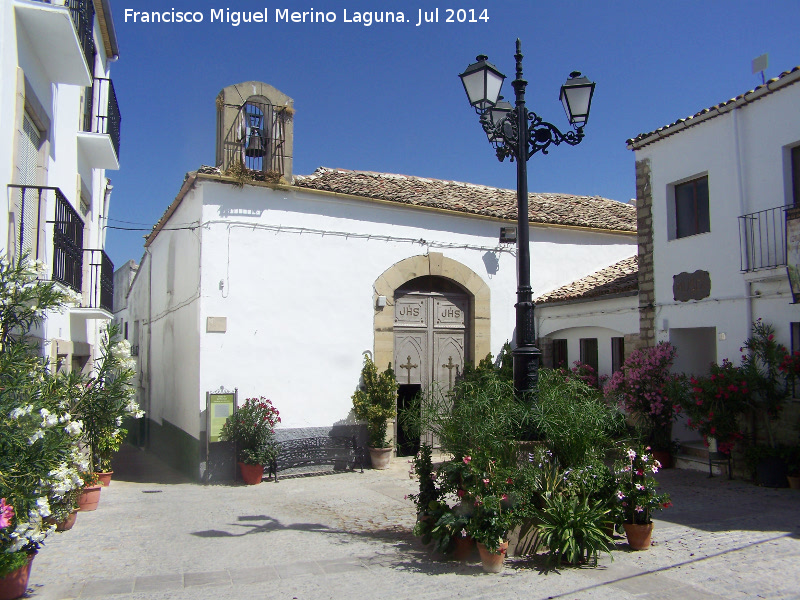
left=116, top=81, right=637, bottom=479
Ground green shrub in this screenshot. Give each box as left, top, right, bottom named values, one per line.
left=533, top=369, right=626, bottom=469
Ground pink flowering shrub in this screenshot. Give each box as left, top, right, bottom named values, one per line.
left=603, top=343, right=683, bottom=450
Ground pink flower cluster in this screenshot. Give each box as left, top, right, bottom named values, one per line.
left=604, top=343, right=679, bottom=425
left=0, top=498, right=13, bottom=530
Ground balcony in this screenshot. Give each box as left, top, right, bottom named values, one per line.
left=13, top=0, right=94, bottom=87
left=52, top=191, right=84, bottom=293
left=77, top=77, right=121, bottom=169
left=6, top=184, right=52, bottom=262
left=80, top=249, right=114, bottom=316
left=738, top=206, right=788, bottom=272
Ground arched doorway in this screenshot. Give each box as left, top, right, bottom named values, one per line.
left=372, top=253, right=491, bottom=455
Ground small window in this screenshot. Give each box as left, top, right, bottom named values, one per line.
left=674, top=176, right=710, bottom=238
left=611, top=337, right=625, bottom=373
left=579, top=338, right=599, bottom=373
left=552, top=339, right=568, bottom=369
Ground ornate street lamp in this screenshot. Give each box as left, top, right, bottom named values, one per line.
left=459, top=39, right=595, bottom=398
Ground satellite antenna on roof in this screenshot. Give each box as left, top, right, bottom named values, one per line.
left=752, top=53, right=768, bottom=85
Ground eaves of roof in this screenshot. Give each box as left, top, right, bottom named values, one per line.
left=627, top=66, right=800, bottom=151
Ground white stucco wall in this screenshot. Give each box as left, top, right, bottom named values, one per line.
left=144, top=190, right=203, bottom=437
left=635, top=81, right=800, bottom=364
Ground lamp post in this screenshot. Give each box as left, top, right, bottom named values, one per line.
left=459, top=39, right=595, bottom=398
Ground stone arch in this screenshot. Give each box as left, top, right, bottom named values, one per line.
left=373, top=253, right=490, bottom=371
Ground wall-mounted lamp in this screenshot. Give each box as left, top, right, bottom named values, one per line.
left=500, top=227, right=517, bottom=244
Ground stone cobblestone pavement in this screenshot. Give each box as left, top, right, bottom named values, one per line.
left=25, top=446, right=800, bottom=600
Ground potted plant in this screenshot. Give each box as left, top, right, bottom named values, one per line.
left=460, top=454, right=518, bottom=572
left=351, top=356, right=397, bottom=469
left=220, top=396, right=281, bottom=484
left=70, top=326, right=142, bottom=482
left=604, top=343, right=684, bottom=459
left=741, top=320, right=793, bottom=485
left=614, top=446, right=672, bottom=550
left=785, top=446, right=800, bottom=490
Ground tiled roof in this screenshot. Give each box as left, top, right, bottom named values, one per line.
left=627, top=66, right=800, bottom=149
left=294, top=167, right=636, bottom=232
left=535, top=255, right=638, bottom=304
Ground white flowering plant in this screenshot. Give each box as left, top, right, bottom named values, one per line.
left=71, top=324, right=142, bottom=473
left=0, top=256, right=87, bottom=564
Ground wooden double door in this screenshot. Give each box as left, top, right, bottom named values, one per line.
left=394, top=288, right=469, bottom=453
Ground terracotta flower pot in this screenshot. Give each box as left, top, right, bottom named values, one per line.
left=368, top=447, right=392, bottom=470
left=788, top=475, right=800, bottom=490
left=238, top=462, right=264, bottom=485
left=0, top=554, right=35, bottom=600
left=55, top=510, right=78, bottom=532
left=476, top=541, right=508, bottom=573
left=97, top=472, right=113, bottom=487
left=451, top=535, right=475, bottom=561
left=77, top=485, right=102, bottom=512
left=623, top=522, right=654, bottom=550
left=652, top=451, right=672, bottom=469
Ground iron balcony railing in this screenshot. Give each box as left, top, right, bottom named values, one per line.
left=739, top=206, right=788, bottom=272
left=67, top=0, right=95, bottom=74
left=84, top=249, right=114, bottom=312
left=53, top=192, right=84, bottom=293
left=6, top=184, right=52, bottom=261
left=83, top=77, right=121, bottom=159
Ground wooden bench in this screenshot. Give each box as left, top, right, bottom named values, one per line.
left=267, top=435, right=363, bottom=482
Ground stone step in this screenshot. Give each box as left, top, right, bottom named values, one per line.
left=674, top=452, right=728, bottom=477
left=679, top=440, right=710, bottom=460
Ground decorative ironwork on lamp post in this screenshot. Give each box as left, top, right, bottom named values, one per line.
left=459, top=39, right=595, bottom=398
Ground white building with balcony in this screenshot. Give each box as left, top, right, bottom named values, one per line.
left=1, top=0, right=121, bottom=370
left=628, top=66, right=800, bottom=381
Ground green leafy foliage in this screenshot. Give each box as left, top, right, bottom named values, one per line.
left=351, top=356, right=398, bottom=448
left=532, top=493, right=614, bottom=567
left=533, top=369, right=626, bottom=469
left=220, top=397, right=281, bottom=465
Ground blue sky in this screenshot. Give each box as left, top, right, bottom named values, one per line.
left=105, top=0, right=799, bottom=266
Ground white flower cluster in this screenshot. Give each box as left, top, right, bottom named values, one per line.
left=48, top=465, right=83, bottom=496
left=124, top=398, right=145, bottom=419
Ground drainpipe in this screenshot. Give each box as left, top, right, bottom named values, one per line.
left=732, top=107, right=754, bottom=347
left=102, top=179, right=112, bottom=248
left=144, top=247, right=153, bottom=448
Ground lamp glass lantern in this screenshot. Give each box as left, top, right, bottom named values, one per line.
left=487, top=97, right=512, bottom=142
left=459, top=55, right=506, bottom=111
left=559, top=71, right=595, bottom=126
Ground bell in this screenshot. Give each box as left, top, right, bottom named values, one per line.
left=245, top=127, right=266, bottom=158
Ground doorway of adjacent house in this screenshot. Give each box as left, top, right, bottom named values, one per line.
left=670, top=326, right=717, bottom=441
left=393, top=276, right=469, bottom=456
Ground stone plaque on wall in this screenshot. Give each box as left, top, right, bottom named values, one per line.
left=673, top=270, right=711, bottom=302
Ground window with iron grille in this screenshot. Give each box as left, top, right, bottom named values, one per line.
left=552, top=339, right=568, bottom=369
left=611, top=337, right=625, bottom=373
left=579, top=338, right=599, bottom=374
left=52, top=194, right=84, bottom=293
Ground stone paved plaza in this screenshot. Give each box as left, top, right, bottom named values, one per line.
left=25, top=446, right=800, bottom=600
